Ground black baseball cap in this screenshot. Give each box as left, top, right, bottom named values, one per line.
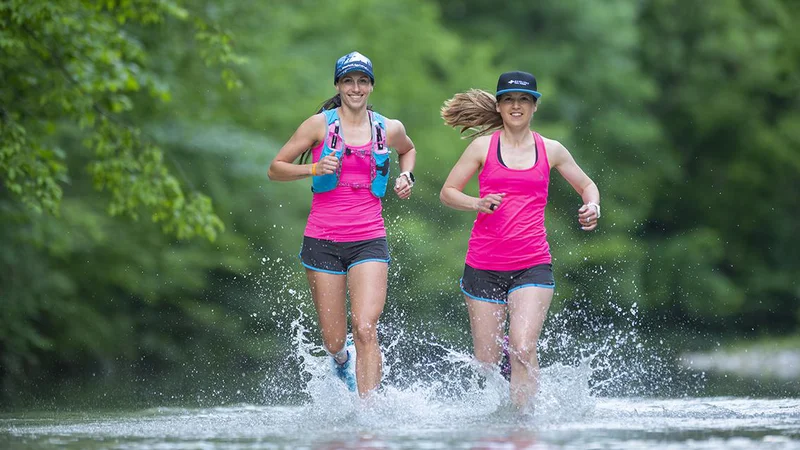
left=495, top=71, right=542, bottom=99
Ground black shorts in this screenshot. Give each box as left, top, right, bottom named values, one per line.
left=460, top=263, right=555, bottom=304
left=299, top=236, right=390, bottom=274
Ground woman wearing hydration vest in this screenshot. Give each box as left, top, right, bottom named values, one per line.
left=268, top=51, right=417, bottom=397
left=439, top=71, right=600, bottom=409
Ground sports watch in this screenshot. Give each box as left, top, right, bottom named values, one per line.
left=587, top=202, right=601, bottom=218
left=400, top=171, right=415, bottom=187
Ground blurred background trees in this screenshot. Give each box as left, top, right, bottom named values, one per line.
left=1, top=0, right=798, bottom=402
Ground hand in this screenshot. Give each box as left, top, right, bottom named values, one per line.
left=394, top=175, right=412, bottom=199
left=578, top=203, right=599, bottom=231
left=475, top=193, right=506, bottom=213
left=313, top=155, right=340, bottom=176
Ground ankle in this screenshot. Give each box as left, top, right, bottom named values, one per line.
left=333, top=349, right=349, bottom=365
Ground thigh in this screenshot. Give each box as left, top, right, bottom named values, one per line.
left=306, top=269, right=348, bottom=348
left=465, top=295, right=507, bottom=363
left=347, top=261, right=388, bottom=327
left=507, top=286, right=553, bottom=346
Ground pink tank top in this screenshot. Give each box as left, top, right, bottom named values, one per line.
left=465, top=130, right=551, bottom=270
left=304, top=140, right=386, bottom=242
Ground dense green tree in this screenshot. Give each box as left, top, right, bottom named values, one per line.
left=637, top=0, right=800, bottom=330
left=0, top=0, right=245, bottom=392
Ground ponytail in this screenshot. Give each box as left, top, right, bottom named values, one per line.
left=298, top=94, right=342, bottom=165
left=441, top=89, right=503, bottom=139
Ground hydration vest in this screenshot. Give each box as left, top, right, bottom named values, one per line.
left=311, top=109, right=390, bottom=198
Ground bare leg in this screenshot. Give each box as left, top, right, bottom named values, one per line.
left=347, top=261, right=388, bottom=397
left=306, top=269, right=348, bottom=356
left=465, top=296, right=507, bottom=367
left=506, top=286, right=553, bottom=408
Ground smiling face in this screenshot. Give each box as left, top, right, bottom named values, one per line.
left=496, top=92, right=537, bottom=126
left=335, top=71, right=374, bottom=109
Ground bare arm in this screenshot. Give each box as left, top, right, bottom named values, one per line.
left=439, top=136, right=505, bottom=213
left=267, top=114, right=327, bottom=181
left=386, top=118, right=417, bottom=199
left=546, top=138, right=601, bottom=231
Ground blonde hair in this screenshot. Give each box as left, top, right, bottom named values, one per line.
left=441, top=89, right=503, bottom=139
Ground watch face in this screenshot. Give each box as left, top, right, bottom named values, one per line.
left=407, top=172, right=415, bottom=183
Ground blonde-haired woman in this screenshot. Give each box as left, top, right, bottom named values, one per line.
left=440, top=71, right=600, bottom=408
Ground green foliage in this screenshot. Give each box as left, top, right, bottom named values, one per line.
left=0, top=0, right=242, bottom=240
left=0, top=0, right=248, bottom=392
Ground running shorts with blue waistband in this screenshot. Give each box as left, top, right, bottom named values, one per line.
left=299, top=236, right=390, bottom=275
left=460, top=263, right=555, bottom=304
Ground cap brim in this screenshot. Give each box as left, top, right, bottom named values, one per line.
left=496, top=88, right=542, bottom=99
left=334, top=65, right=375, bottom=83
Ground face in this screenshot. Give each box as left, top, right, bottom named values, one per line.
left=496, top=92, right=537, bottom=125
left=335, top=71, right=373, bottom=108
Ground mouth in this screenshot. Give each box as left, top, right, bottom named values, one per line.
left=510, top=112, right=524, bottom=117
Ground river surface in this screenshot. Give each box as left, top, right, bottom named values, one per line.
left=2, top=396, right=799, bottom=449
left=3, top=313, right=799, bottom=449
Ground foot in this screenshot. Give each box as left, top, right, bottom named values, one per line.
left=331, top=335, right=357, bottom=392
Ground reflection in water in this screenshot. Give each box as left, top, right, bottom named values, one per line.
left=3, top=398, right=799, bottom=449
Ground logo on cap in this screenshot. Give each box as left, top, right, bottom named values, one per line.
left=335, top=51, right=374, bottom=84
left=343, top=52, right=370, bottom=65
left=495, top=71, right=541, bottom=99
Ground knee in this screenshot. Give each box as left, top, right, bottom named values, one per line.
left=323, top=335, right=346, bottom=354
left=351, top=318, right=378, bottom=344
left=508, top=339, right=536, bottom=364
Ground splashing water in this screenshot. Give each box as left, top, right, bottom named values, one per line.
left=257, top=304, right=626, bottom=429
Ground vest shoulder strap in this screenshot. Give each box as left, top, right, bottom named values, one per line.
left=369, top=111, right=387, bottom=151
left=322, top=108, right=338, bottom=125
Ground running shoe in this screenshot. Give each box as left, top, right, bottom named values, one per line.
left=331, top=335, right=357, bottom=392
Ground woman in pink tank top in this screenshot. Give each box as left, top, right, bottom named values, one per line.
left=440, top=71, right=601, bottom=409
left=268, top=52, right=417, bottom=397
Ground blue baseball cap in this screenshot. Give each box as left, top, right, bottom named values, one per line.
left=334, top=51, right=375, bottom=84
left=495, top=71, right=542, bottom=99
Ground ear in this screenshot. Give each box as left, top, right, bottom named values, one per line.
left=532, top=101, right=538, bottom=113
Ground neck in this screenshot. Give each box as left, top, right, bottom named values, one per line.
left=337, top=105, right=369, bottom=127
left=501, top=126, right=533, bottom=147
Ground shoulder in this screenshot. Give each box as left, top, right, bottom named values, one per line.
left=469, top=134, right=493, bottom=151
left=539, top=134, right=570, bottom=164
left=380, top=114, right=409, bottom=142
left=462, top=134, right=492, bottom=160
left=301, top=112, right=327, bottom=127
left=378, top=114, right=405, bottom=133
left=298, top=113, right=327, bottom=138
